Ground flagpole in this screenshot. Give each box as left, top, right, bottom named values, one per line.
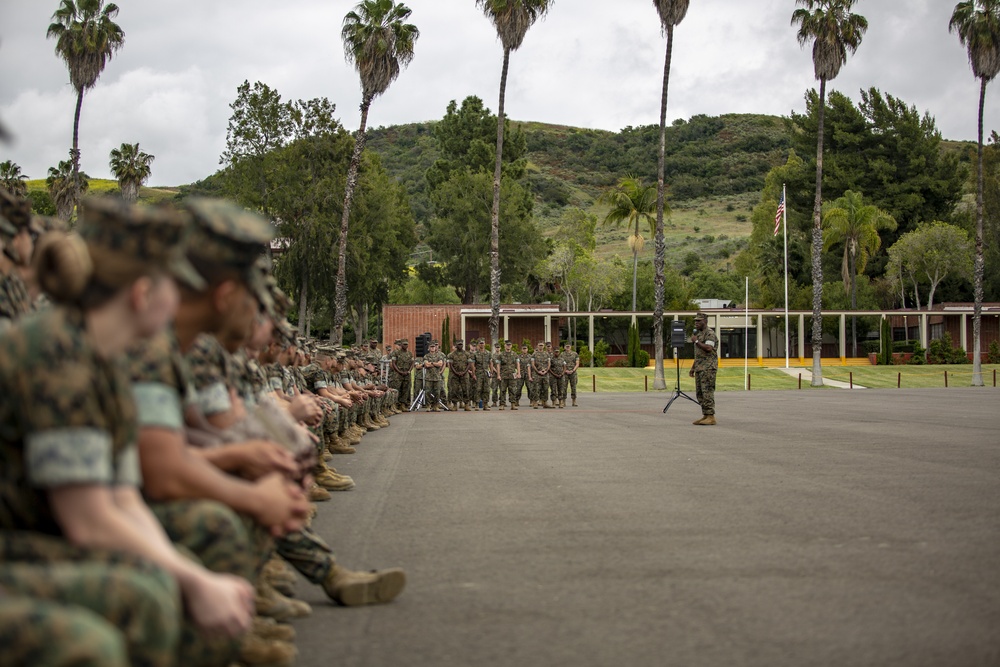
left=782, top=183, right=789, bottom=369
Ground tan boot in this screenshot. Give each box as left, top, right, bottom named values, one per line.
left=322, top=563, right=406, bottom=607
left=308, top=484, right=331, bottom=502
left=326, top=435, right=356, bottom=455
left=532, top=401, right=538, bottom=409
left=542, top=401, right=553, bottom=409
left=314, top=463, right=356, bottom=491
left=238, top=630, right=297, bottom=666
left=255, top=580, right=312, bottom=621
left=262, top=558, right=297, bottom=597
left=499, top=404, right=505, bottom=410
left=464, top=403, right=472, bottom=411
left=572, top=398, right=578, bottom=406
left=699, top=415, right=717, bottom=425
left=511, top=403, right=518, bottom=411
left=252, top=615, right=296, bottom=642
left=692, top=416, right=707, bottom=425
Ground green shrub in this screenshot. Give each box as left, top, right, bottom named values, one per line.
left=988, top=340, right=1000, bottom=364
left=611, top=358, right=628, bottom=368
left=907, top=342, right=926, bottom=365
left=927, top=333, right=967, bottom=364
left=636, top=349, right=650, bottom=367
left=627, top=322, right=641, bottom=367
left=578, top=344, right=592, bottom=367
left=594, top=340, right=610, bottom=368
left=879, top=319, right=892, bottom=365
left=863, top=340, right=880, bottom=355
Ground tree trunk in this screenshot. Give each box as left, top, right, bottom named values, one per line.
left=850, top=243, right=857, bottom=357
left=810, top=78, right=827, bottom=386
left=298, top=272, right=309, bottom=335
left=122, top=180, right=138, bottom=204
left=972, top=77, right=986, bottom=386
left=652, top=23, right=675, bottom=390
left=489, top=48, right=511, bottom=350
left=333, top=96, right=372, bottom=346
left=71, top=89, right=84, bottom=219
left=631, top=248, right=639, bottom=313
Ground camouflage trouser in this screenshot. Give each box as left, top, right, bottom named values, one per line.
left=393, top=372, right=411, bottom=407
left=695, top=368, right=717, bottom=416
left=275, top=527, right=334, bottom=584
left=150, top=499, right=272, bottom=665
left=525, top=376, right=536, bottom=403
left=0, top=596, right=127, bottom=667
left=424, top=379, right=443, bottom=406
left=567, top=372, right=578, bottom=398
left=475, top=375, right=490, bottom=405
left=549, top=374, right=567, bottom=402
left=491, top=376, right=500, bottom=404
left=413, top=374, right=423, bottom=403
left=448, top=372, right=469, bottom=404
left=498, top=378, right=515, bottom=406
left=513, top=377, right=525, bottom=403
left=533, top=374, right=550, bottom=403
left=0, top=533, right=181, bottom=667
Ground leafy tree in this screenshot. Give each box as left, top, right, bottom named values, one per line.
left=599, top=176, right=657, bottom=312
left=0, top=161, right=28, bottom=197
left=476, top=0, right=553, bottom=348
left=46, top=156, right=89, bottom=221
left=950, top=0, right=1000, bottom=384
left=47, top=0, right=125, bottom=213
left=108, top=142, right=153, bottom=203
left=982, top=132, right=1000, bottom=300
left=335, top=0, right=419, bottom=344
left=791, top=0, right=867, bottom=386
left=822, top=189, right=896, bottom=355
left=886, top=222, right=974, bottom=311
left=651, top=0, right=690, bottom=389
left=627, top=320, right=641, bottom=368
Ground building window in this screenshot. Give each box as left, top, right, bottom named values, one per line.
left=930, top=323, right=944, bottom=341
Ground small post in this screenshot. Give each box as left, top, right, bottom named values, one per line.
left=798, top=373, right=802, bottom=390
left=897, top=372, right=901, bottom=389
left=592, top=375, right=596, bottom=393
left=748, top=374, right=752, bottom=391
left=944, top=370, right=948, bottom=388
left=994, top=369, right=997, bottom=387
left=849, top=372, right=853, bottom=389
left=645, top=375, right=648, bottom=392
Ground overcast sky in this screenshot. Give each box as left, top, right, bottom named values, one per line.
left=1, top=0, right=996, bottom=187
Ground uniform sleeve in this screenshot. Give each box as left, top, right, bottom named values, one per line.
left=184, top=335, right=233, bottom=416
left=125, top=334, right=185, bottom=431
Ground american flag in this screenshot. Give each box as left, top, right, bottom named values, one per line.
left=773, top=193, right=785, bottom=236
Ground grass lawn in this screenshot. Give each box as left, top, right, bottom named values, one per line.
left=578, top=365, right=1000, bottom=393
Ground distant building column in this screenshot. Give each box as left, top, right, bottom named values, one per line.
left=503, top=315, right=509, bottom=342
left=461, top=313, right=467, bottom=342
left=756, top=315, right=764, bottom=365
left=920, top=312, right=928, bottom=349
left=960, top=313, right=968, bottom=350
left=545, top=315, right=552, bottom=345
left=589, top=315, right=595, bottom=368
left=839, top=314, right=846, bottom=363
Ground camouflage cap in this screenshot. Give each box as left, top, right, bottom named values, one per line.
left=274, top=318, right=296, bottom=345
left=0, top=189, right=33, bottom=231
left=400, top=338, right=409, bottom=345
left=694, top=311, right=708, bottom=321
left=182, top=197, right=272, bottom=298
left=454, top=338, right=464, bottom=345
left=76, top=198, right=205, bottom=290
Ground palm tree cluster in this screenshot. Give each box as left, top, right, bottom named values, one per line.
left=108, top=142, right=154, bottom=204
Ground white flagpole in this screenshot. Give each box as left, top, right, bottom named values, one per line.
left=783, top=183, right=790, bottom=369
left=744, top=277, right=749, bottom=390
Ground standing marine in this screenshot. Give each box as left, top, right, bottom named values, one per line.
left=689, top=311, right=718, bottom=425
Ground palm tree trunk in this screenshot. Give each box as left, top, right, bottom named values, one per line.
left=631, top=248, right=639, bottom=313
left=652, top=24, right=675, bottom=391
left=810, top=78, right=827, bottom=386
left=489, top=48, right=511, bottom=350
left=298, top=272, right=309, bottom=335
left=71, top=89, right=84, bottom=217
left=333, top=96, right=372, bottom=345
left=972, top=77, right=986, bottom=386
left=850, top=245, right=857, bottom=357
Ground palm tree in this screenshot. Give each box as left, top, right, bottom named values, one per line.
left=651, top=0, right=689, bottom=390
left=47, top=157, right=89, bottom=222
left=334, top=0, right=418, bottom=345
left=822, top=190, right=896, bottom=355
left=599, top=176, right=657, bottom=312
left=0, top=161, right=29, bottom=198
left=47, top=0, right=125, bottom=215
left=791, top=0, right=867, bottom=386
left=109, top=142, right=153, bottom=203
left=476, top=0, right=553, bottom=348
left=950, top=0, right=1000, bottom=386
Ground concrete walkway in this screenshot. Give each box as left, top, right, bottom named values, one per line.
left=775, top=365, right=867, bottom=388
left=293, top=390, right=999, bottom=667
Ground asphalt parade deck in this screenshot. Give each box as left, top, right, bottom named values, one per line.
left=293, top=389, right=1000, bottom=667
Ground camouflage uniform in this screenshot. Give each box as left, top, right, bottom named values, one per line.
left=422, top=347, right=446, bottom=408
left=531, top=345, right=552, bottom=407
left=472, top=344, right=492, bottom=408
left=490, top=349, right=502, bottom=406
left=562, top=347, right=580, bottom=401
left=495, top=346, right=519, bottom=408
left=549, top=351, right=567, bottom=406
left=0, top=214, right=31, bottom=333
left=0, top=307, right=185, bottom=667
left=390, top=342, right=413, bottom=409
left=515, top=347, right=532, bottom=405
left=447, top=344, right=472, bottom=407
left=692, top=318, right=719, bottom=417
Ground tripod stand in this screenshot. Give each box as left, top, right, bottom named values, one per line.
left=663, top=346, right=699, bottom=414
left=409, top=366, right=450, bottom=412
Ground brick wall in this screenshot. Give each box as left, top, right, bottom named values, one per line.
left=383, top=305, right=561, bottom=351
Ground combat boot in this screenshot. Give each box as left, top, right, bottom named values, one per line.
left=255, top=580, right=312, bottom=621
left=238, top=629, right=297, bottom=666
left=692, top=416, right=707, bottom=425
left=375, top=413, right=390, bottom=428
left=532, top=401, right=538, bottom=409
left=699, top=415, right=717, bottom=425
left=572, top=398, right=578, bottom=406
left=464, top=402, right=472, bottom=411
left=326, top=435, right=356, bottom=455
left=511, top=403, right=518, bottom=411
left=322, top=563, right=406, bottom=607
left=483, top=403, right=491, bottom=411
left=308, top=484, right=331, bottom=502
left=262, top=558, right=297, bottom=597
left=314, top=462, right=356, bottom=491
left=542, top=401, right=554, bottom=409
left=252, top=615, right=296, bottom=642
left=499, top=404, right=505, bottom=410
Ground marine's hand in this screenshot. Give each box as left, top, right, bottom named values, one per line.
left=233, top=440, right=299, bottom=480
left=252, top=472, right=309, bottom=536
left=185, top=571, right=254, bottom=638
